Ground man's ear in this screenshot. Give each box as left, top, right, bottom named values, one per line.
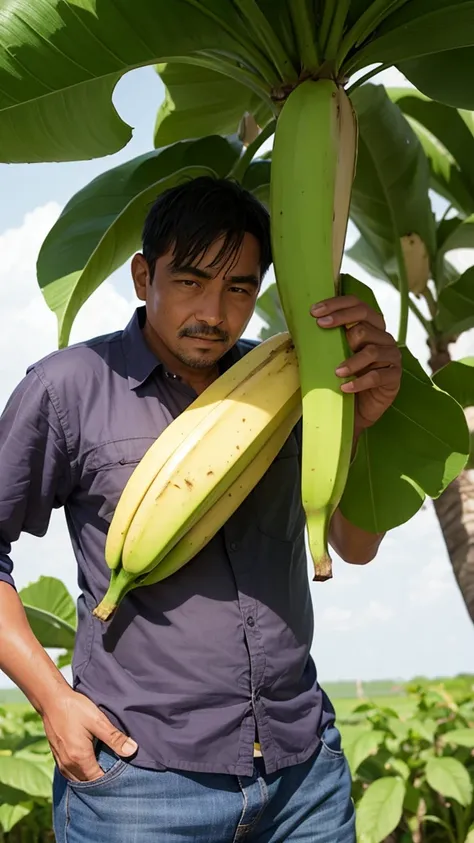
left=131, top=253, right=150, bottom=301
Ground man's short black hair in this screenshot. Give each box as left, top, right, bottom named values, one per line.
left=142, top=176, right=272, bottom=280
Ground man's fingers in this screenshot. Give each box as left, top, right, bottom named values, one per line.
left=313, top=305, right=386, bottom=332
left=344, top=323, right=397, bottom=354
left=311, top=296, right=386, bottom=331
left=336, top=345, right=401, bottom=378
left=340, top=366, right=401, bottom=394
left=54, top=745, right=104, bottom=783
left=94, top=714, right=138, bottom=758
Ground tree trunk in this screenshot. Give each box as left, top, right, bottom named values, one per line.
left=429, top=342, right=474, bottom=623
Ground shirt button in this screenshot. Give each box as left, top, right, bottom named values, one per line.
left=229, top=541, right=239, bottom=552
left=247, top=616, right=255, bottom=627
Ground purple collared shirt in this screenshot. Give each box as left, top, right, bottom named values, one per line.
left=0, top=307, right=334, bottom=776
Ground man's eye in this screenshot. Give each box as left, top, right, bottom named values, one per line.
left=230, top=286, right=250, bottom=295
left=180, top=279, right=198, bottom=287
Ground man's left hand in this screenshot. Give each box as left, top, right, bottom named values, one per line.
left=311, top=295, right=402, bottom=437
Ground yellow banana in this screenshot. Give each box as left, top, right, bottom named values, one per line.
left=105, top=331, right=291, bottom=570
left=94, top=334, right=300, bottom=620
left=122, top=334, right=299, bottom=574
left=137, top=402, right=301, bottom=586
left=270, top=79, right=358, bottom=581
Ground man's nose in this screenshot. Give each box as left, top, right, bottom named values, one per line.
left=195, top=292, right=225, bottom=326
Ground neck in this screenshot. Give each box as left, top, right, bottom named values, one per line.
left=142, top=319, right=220, bottom=395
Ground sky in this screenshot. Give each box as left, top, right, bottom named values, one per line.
left=0, top=64, right=473, bottom=690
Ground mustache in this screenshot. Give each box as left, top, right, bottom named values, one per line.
left=179, top=325, right=229, bottom=342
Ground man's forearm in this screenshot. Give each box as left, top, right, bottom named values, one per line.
left=0, top=581, right=71, bottom=714
left=329, top=507, right=384, bottom=565
left=328, top=429, right=384, bottom=565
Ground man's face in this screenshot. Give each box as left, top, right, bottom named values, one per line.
left=132, top=233, right=262, bottom=370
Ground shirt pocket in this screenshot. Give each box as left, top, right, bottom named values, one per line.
left=251, top=430, right=306, bottom=542
left=82, top=437, right=157, bottom=524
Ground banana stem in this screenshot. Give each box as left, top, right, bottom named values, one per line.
left=337, top=0, right=411, bottom=71
left=393, top=235, right=410, bottom=345
left=179, top=54, right=272, bottom=103
left=324, top=0, right=351, bottom=63
left=289, top=0, right=320, bottom=71
left=346, top=63, right=389, bottom=94
left=422, top=286, right=438, bottom=319
left=318, top=0, right=336, bottom=55
left=93, top=569, right=137, bottom=622
left=408, top=297, right=434, bottom=337
left=229, top=119, right=276, bottom=181
left=232, top=0, right=299, bottom=82
left=182, top=0, right=280, bottom=87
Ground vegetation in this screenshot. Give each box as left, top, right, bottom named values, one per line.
left=1, top=572, right=473, bottom=840
left=1, top=674, right=473, bottom=841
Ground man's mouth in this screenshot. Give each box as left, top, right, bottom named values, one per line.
left=184, top=335, right=224, bottom=343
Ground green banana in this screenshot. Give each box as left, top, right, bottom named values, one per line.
left=270, top=79, right=358, bottom=580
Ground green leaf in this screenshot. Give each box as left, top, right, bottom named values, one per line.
left=408, top=718, right=438, bottom=742
left=20, top=576, right=76, bottom=628
left=351, top=1, right=474, bottom=75
left=442, top=727, right=474, bottom=747
left=436, top=269, right=474, bottom=337
left=350, top=84, right=436, bottom=284
left=154, top=63, right=270, bottom=148
left=435, top=216, right=474, bottom=289
left=345, top=730, right=386, bottom=776
left=389, top=89, right=474, bottom=200
left=0, top=756, right=52, bottom=801
left=56, top=649, right=74, bottom=670
left=0, top=0, right=269, bottom=162
left=340, top=275, right=470, bottom=533
left=19, top=576, right=76, bottom=650
left=386, top=758, right=410, bottom=781
left=37, top=135, right=239, bottom=346
left=242, top=159, right=272, bottom=209
left=388, top=88, right=474, bottom=215
left=256, top=283, right=287, bottom=338
left=400, top=48, right=474, bottom=111
left=433, top=358, right=474, bottom=409
left=425, top=756, right=473, bottom=807
left=466, top=825, right=474, bottom=842
left=0, top=803, right=32, bottom=834
left=356, top=777, right=406, bottom=843
left=403, top=782, right=421, bottom=815
left=346, top=236, right=396, bottom=287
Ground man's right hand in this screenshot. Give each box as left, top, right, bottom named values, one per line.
left=42, top=688, right=138, bottom=783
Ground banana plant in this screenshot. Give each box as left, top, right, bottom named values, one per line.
left=0, top=2, right=472, bottom=579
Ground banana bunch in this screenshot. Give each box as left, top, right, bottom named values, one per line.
left=94, top=333, right=301, bottom=621
left=271, top=79, right=358, bottom=581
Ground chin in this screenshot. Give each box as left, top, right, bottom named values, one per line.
left=177, top=349, right=221, bottom=370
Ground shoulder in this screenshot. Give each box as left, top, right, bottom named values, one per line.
left=26, top=328, right=125, bottom=400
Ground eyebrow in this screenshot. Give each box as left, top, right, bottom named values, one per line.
left=171, top=264, right=260, bottom=287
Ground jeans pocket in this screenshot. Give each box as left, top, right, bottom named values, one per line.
left=65, top=744, right=129, bottom=791
left=319, top=723, right=344, bottom=759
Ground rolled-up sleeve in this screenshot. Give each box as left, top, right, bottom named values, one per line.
left=0, top=369, right=72, bottom=589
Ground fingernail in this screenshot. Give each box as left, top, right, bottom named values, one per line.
left=335, top=366, right=349, bottom=376
left=311, top=303, right=326, bottom=315
left=123, top=738, right=138, bottom=754
left=341, top=381, right=354, bottom=392
left=318, top=316, right=333, bottom=326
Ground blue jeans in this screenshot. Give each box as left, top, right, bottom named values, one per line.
left=53, top=724, right=355, bottom=842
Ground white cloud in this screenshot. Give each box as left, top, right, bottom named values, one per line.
left=0, top=206, right=137, bottom=601
left=321, top=600, right=394, bottom=632
left=409, top=556, right=454, bottom=608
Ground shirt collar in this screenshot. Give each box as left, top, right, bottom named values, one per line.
left=122, top=306, right=247, bottom=391
left=122, top=306, right=164, bottom=390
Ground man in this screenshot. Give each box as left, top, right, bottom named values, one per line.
left=0, top=177, right=401, bottom=842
